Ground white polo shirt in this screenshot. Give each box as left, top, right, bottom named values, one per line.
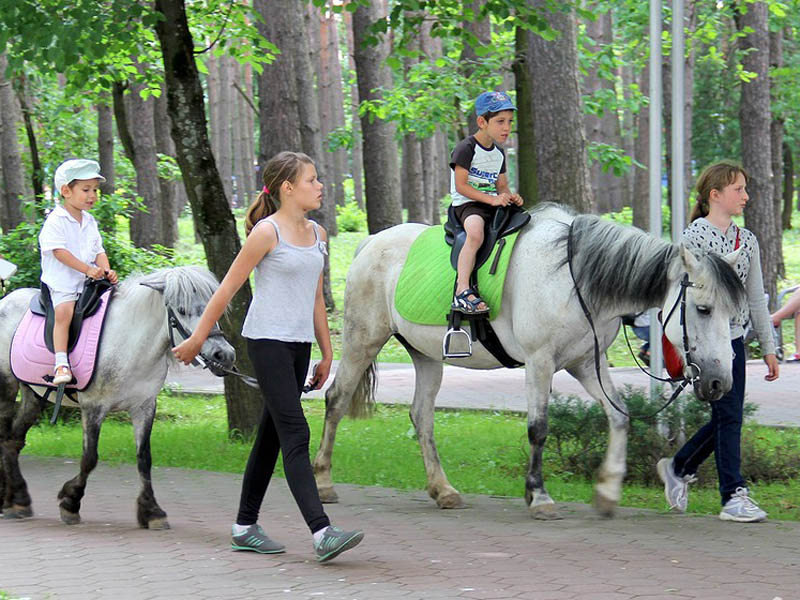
left=39, top=205, right=105, bottom=294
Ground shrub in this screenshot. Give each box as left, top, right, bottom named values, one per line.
left=336, top=202, right=367, bottom=232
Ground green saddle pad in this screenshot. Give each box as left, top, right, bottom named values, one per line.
left=395, top=225, right=520, bottom=326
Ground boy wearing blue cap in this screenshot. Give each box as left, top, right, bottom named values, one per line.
left=39, top=159, right=118, bottom=384
left=449, top=91, right=523, bottom=313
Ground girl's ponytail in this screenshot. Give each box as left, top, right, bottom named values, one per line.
left=245, top=188, right=278, bottom=236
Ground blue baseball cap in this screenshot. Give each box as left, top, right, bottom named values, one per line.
left=475, top=91, right=516, bottom=116
left=54, top=159, right=106, bottom=195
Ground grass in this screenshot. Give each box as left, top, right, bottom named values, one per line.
left=21, top=391, right=800, bottom=522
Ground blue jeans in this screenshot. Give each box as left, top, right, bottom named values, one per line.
left=672, top=337, right=746, bottom=505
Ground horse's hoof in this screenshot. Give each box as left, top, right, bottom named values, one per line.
left=593, top=492, right=617, bottom=518
left=318, top=486, right=339, bottom=504
left=436, top=493, right=465, bottom=509
left=59, top=508, right=81, bottom=525
left=530, top=502, right=563, bottom=520
left=146, top=517, right=170, bottom=530
left=3, top=505, right=33, bottom=519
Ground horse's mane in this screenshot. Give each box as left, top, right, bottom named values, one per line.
left=556, top=214, right=745, bottom=314
left=121, top=266, right=221, bottom=313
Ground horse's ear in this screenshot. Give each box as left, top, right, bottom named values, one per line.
left=723, top=248, right=742, bottom=266
left=679, top=244, right=700, bottom=273
left=140, top=281, right=166, bottom=293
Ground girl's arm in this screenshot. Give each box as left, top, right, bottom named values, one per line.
left=172, top=223, right=277, bottom=365
left=308, top=226, right=333, bottom=390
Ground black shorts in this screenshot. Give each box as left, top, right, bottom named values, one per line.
left=452, top=202, right=497, bottom=226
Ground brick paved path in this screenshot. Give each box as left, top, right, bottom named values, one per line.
left=2, top=456, right=799, bottom=600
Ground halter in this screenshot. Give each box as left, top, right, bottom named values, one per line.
left=166, top=306, right=259, bottom=388
left=566, top=225, right=700, bottom=420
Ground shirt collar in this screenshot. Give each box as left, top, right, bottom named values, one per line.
left=52, top=204, right=83, bottom=225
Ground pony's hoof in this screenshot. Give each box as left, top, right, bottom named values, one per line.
left=436, top=493, right=464, bottom=509
left=530, top=502, right=562, bottom=520
left=145, top=517, right=170, bottom=530
left=593, top=492, right=617, bottom=518
left=3, top=505, right=33, bottom=519
left=318, top=486, right=339, bottom=504
left=59, top=508, right=81, bottom=525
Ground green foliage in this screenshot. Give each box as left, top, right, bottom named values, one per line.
left=335, top=202, right=367, bottom=233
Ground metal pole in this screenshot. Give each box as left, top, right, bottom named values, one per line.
left=671, top=0, right=686, bottom=241
left=648, top=0, right=664, bottom=400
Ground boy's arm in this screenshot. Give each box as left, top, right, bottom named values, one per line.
left=52, top=248, right=101, bottom=277
left=496, top=173, right=523, bottom=206
left=94, top=252, right=118, bottom=283
left=454, top=166, right=510, bottom=206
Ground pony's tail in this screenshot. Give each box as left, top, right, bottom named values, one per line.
left=346, top=361, right=377, bottom=419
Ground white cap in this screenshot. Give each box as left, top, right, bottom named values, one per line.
left=54, top=159, right=106, bottom=196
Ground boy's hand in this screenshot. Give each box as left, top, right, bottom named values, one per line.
left=86, top=265, right=105, bottom=280
left=492, top=192, right=513, bottom=207
left=511, top=193, right=524, bottom=206
left=105, top=270, right=118, bottom=284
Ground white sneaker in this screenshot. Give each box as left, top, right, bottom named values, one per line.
left=656, top=457, right=697, bottom=512
left=52, top=365, right=73, bottom=385
left=719, top=487, right=767, bottom=522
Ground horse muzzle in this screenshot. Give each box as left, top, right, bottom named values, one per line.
left=694, top=368, right=731, bottom=402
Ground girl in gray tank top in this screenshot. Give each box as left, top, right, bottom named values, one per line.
left=172, top=151, right=364, bottom=562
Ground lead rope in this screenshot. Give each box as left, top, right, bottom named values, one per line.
left=567, top=225, right=691, bottom=420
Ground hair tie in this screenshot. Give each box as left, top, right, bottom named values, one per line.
left=262, top=186, right=270, bottom=195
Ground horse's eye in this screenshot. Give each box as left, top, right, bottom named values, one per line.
left=696, top=305, right=711, bottom=315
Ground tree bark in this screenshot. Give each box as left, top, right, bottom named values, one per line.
left=16, top=74, right=43, bottom=201
left=526, top=2, right=592, bottom=212
left=154, top=88, right=179, bottom=248
left=769, top=29, right=784, bottom=272
left=352, top=1, right=402, bottom=232
left=320, top=11, right=348, bottom=207
left=782, top=142, right=793, bottom=230
left=154, top=0, right=262, bottom=435
left=632, top=63, right=650, bottom=231
left=461, top=0, right=491, bottom=135
left=513, top=25, right=537, bottom=207
left=738, top=2, right=778, bottom=309
left=343, top=11, right=364, bottom=210
left=96, top=97, right=115, bottom=198
left=0, top=52, right=26, bottom=232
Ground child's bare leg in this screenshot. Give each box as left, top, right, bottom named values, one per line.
left=455, top=214, right=487, bottom=311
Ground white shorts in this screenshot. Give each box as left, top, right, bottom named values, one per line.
left=47, top=286, right=79, bottom=306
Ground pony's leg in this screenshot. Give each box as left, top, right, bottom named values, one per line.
left=313, top=341, right=386, bottom=504
left=524, top=359, right=562, bottom=520
left=130, top=401, right=169, bottom=530
left=406, top=349, right=463, bottom=508
left=567, top=359, right=629, bottom=517
left=1, top=386, right=43, bottom=519
left=58, top=404, right=108, bottom=525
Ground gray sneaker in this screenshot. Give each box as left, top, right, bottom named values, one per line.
left=314, top=525, right=364, bottom=563
left=231, top=524, right=286, bottom=553
left=656, top=457, right=697, bottom=512
left=719, top=487, right=767, bottom=523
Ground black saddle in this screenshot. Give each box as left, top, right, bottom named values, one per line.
left=30, top=278, right=115, bottom=353
left=443, top=204, right=531, bottom=271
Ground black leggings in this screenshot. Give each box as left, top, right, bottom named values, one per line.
left=236, top=338, right=330, bottom=533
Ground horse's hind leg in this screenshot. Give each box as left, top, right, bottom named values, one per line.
left=567, top=358, right=629, bottom=517
left=130, top=401, right=169, bottom=529
left=58, top=404, right=107, bottom=524
left=1, top=385, right=43, bottom=519
left=406, top=348, right=462, bottom=508
left=524, top=359, right=562, bottom=520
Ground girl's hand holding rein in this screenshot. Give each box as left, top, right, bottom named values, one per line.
left=171, top=220, right=277, bottom=365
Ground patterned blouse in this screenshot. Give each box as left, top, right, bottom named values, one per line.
left=682, top=218, right=775, bottom=355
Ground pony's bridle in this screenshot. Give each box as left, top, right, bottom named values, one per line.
left=658, top=273, right=702, bottom=385
left=166, top=306, right=259, bottom=388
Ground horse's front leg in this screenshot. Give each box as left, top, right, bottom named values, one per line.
left=524, top=359, right=561, bottom=520
left=407, top=349, right=462, bottom=508
left=130, top=400, right=169, bottom=529
left=567, top=357, right=629, bottom=517
left=58, top=404, right=107, bottom=524
left=1, top=386, right=43, bottom=519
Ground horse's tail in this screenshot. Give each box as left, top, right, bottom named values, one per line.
left=345, top=360, right=377, bottom=419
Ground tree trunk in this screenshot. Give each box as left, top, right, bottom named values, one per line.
left=320, top=10, right=347, bottom=207
left=782, top=142, right=793, bottom=230
left=16, top=74, right=43, bottom=202
left=112, top=81, right=136, bottom=165
left=738, top=1, right=778, bottom=309
left=126, top=72, right=164, bottom=248
left=619, top=63, right=635, bottom=210
left=0, top=52, right=26, bottom=232
left=154, top=88, right=179, bottom=248
left=352, top=1, right=402, bottom=233
left=233, top=65, right=255, bottom=208
left=632, top=63, right=650, bottom=231
left=343, top=11, right=364, bottom=210
left=154, top=0, right=262, bottom=436
left=96, top=97, right=115, bottom=198
left=513, top=25, right=537, bottom=207
left=526, top=2, right=592, bottom=212
left=769, top=28, right=784, bottom=278
left=461, top=0, right=491, bottom=135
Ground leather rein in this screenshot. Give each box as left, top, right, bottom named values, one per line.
left=566, top=224, right=701, bottom=419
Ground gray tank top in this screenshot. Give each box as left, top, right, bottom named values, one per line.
left=241, top=218, right=326, bottom=342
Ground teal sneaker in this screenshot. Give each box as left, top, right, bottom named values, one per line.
left=231, top=524, right=286, bottom=554
left=314, top=525, right=364, bottom=563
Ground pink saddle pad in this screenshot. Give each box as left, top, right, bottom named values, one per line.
left=10, top=289, right=112, bottom=391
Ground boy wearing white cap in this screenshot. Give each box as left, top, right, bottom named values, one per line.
left=39, top=159, right=118, bottom=384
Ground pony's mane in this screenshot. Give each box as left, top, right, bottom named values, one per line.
left=121, top=266, right=221, bottom=313
left=557, top=214, right=745, bottom=313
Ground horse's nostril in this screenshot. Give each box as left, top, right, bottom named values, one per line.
left=711, top=379, right=722, bottom=391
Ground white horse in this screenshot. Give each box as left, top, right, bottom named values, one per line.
left=313, top=203, right=745, bottom=518
left=0, top=266, right=235, bottom=528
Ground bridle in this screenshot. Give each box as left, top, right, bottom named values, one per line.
left=566, top=226, right=700, bottom=419
left=166, top=306, right=259, bottom=388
